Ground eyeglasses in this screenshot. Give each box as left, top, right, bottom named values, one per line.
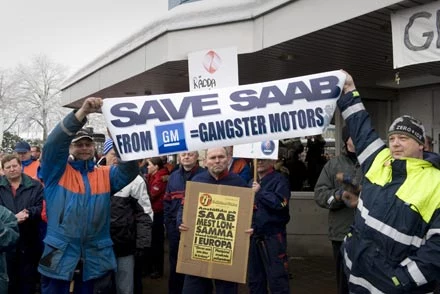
left=72, top=142, right=94, bottom=148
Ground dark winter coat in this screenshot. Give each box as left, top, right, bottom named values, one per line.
left=111, top=175, right=153, bottom=257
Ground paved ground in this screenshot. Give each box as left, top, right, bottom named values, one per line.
left=142, top=252, right=337, bottom=293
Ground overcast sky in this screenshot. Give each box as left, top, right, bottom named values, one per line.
left=0, top=0, right=168, bottom=75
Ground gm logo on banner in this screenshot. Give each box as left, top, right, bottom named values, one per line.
left=156, top=123, right=188, bottom=154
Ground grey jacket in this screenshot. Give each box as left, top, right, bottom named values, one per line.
left=0, top=206, right=19, bottom=293
left=314, top=152, right=360, bottom=241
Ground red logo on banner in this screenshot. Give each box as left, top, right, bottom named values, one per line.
left=199, top=193, right=212, bottom=206
left=203, top=50, right=222, bottom=74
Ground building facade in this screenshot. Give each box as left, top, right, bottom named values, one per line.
left=60, top=0, right=440, bottom=256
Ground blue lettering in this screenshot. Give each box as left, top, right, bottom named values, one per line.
left=111, top=103, right=139, bottom=127
left=315, top=107, right=324, bottom=126
left=116, top=131, right=153, bottom=154
left=229, top=90, right=259, bottom=111
left=229, top=75, right=341, bottom=111
left=309, top=76, right=341, bottom=100
left=139, top=100, right=170, bottom=122
left=110, top=94, right=221, bottom=127
left=297, top=110, right=307, bottom=129
left=197, top=116, right=266, bottom=142
left=268, top=108, right=324, bottom=132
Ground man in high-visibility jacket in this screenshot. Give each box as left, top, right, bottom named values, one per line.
left=339, top=71, right=440, bottom=293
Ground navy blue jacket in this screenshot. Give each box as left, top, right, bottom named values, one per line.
left=339, top=90, right=440, bottom=293
left=251, top=170, right=290, bottom=235
left=164, top=164, right=205, bottom=223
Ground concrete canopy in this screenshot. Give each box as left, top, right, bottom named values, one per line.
left=61, top=0, right=440, bottom=108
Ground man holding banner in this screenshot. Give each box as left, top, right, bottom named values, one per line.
left=249, top=158, right=290, bottom=294
left=339, top=72, right=440, bottom=293
left=178, top=147, right=248, bottom=294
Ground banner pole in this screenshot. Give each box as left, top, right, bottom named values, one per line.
left=253, top=158, right=257, bottom=182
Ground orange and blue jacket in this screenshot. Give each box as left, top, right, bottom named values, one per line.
left=38, top=112, right=138, bottom=282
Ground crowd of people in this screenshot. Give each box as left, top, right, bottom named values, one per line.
left=1, top=71, right=440, bottom=293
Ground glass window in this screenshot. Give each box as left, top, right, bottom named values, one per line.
left=279, top=125, right=335, bottom=191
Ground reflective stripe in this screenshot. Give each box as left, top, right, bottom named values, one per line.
left=400, top=257, right=411, bottom=266
left=425, top=228, right=440, bottom=241
left=358, top=138, right=385, bottom=165
left=403, top=258, right=428, bottom=286
left=344, top=248, right=352, bottom=270
left=341, top=103, right=365, bottom=120
left=358, top=198, right=423, bottom=247
left=60, top=120, right=75, bottom=136
left=348, top=275, right=385, bottom=294
left=327, top=195, right=335, bottom=206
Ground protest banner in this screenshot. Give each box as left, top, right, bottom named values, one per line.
left=101, top=70, right=345, bottom=161
left=391, top=1, right=440, bottom=68
left=176, top=182, right=254, bottom=283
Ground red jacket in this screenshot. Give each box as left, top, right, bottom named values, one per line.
left=146, top=168, right=169, bottom=213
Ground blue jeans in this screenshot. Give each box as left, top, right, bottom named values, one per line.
left=115, top=255, right=134, bottom=294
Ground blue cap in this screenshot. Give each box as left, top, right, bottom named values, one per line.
left=14, top=141, right=31, bottom=153
left=103, top=138, right=113, bottom=155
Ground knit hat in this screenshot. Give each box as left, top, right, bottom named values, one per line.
left=72, top=129, right=93, bottom=143
left=103, top=138, right=114, bottom=155
left=388, top=115, right=425, bottom=145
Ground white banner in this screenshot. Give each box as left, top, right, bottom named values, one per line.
left=391, top=2, right=440, bottom=68
left=102, top=70, right=345, bottom=161
left=188, top=47, right=239, bottom=91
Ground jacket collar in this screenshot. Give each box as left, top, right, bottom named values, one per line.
left=69, top=159, right=95, bottom=173
left=0, top=173, right=34, bottom=188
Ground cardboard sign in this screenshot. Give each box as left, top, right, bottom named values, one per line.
left=176, top=182, right=254, bottom=283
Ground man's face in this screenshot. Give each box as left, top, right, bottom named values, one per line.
left=16, top=151, right=31, bottom=162
left=31, top=147, right=40, bottom=159
left=3, top=158, right=22, bottom=181
left=179, top=152, right=198, bottom=170
left=389, top=133, right=423, bottom=160
left=256, top=159, right=273, bottom=174
left=70, top=139, right=95, bottom=161
left=105, top=148, right=118, bottom=166
left=205, top=148, right=228, bottom=176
